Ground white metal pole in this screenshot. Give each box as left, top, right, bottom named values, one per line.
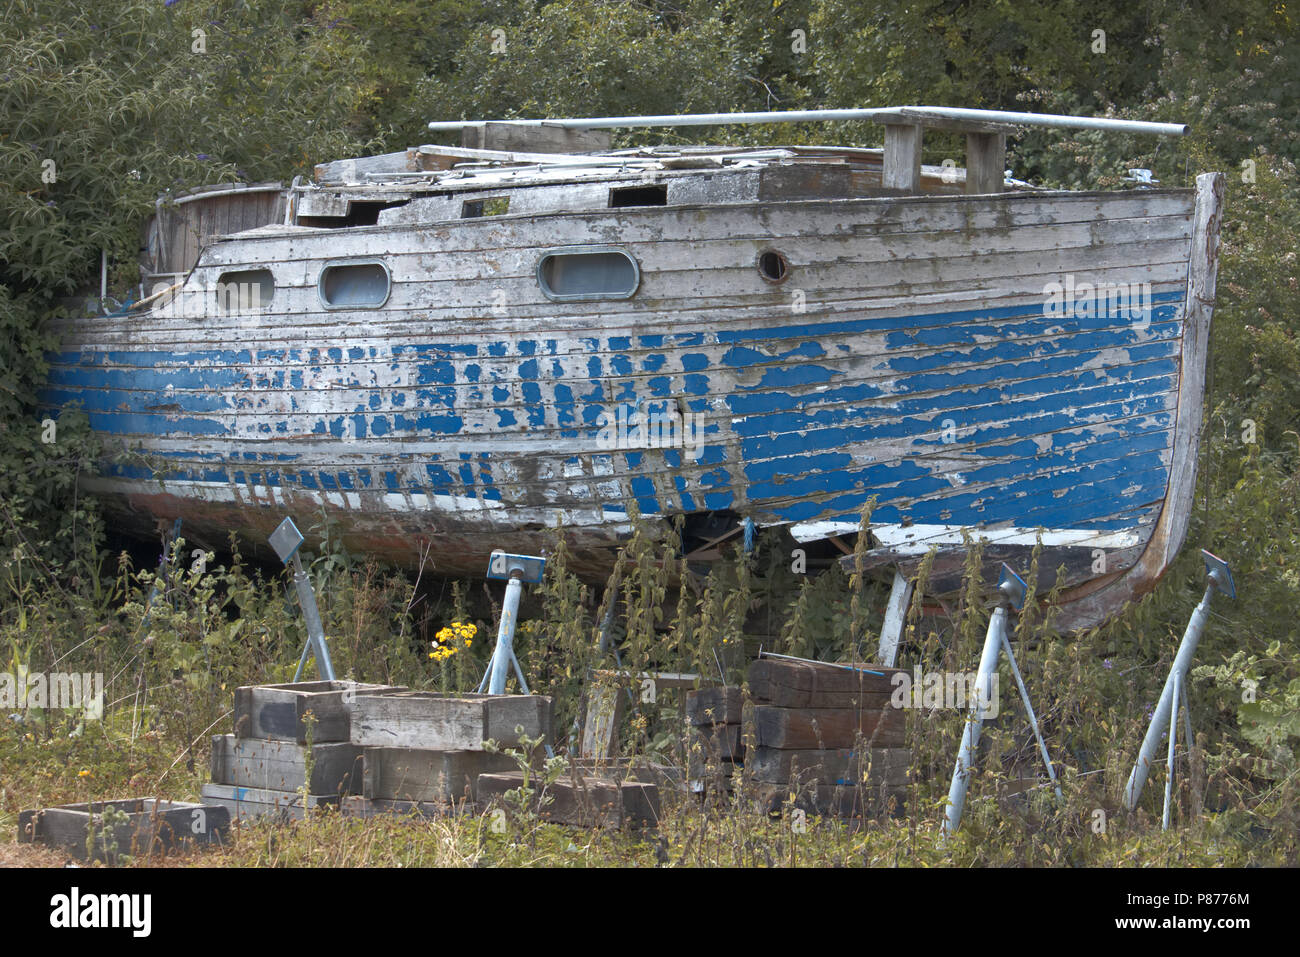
left=488, top=574, right=524, bottom=694
left=291, top=552, right=335, bottom=681
left=1000, top=632, right=1063, bottom=801
left=1162, top=670, right=1181, bottom=830
left=429, top=107, right=1187, bottom=138
left=943, top=606, right=1007, bottom=838
left=1123, top=583, right=1214, bottom=811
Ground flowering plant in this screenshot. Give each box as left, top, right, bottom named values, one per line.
left=430, top=621, right=476, bottom=663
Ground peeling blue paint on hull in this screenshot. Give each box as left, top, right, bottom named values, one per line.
left=40, top=179, right=1224, bottom=631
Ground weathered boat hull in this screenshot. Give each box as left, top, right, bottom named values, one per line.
left=42, top=172, right=1223, bottom=629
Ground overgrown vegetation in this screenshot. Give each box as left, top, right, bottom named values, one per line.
left=1, top=0, right=1296, bottom=865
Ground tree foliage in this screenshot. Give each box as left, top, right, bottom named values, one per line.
left=0, top=0, right=1297, bottom=815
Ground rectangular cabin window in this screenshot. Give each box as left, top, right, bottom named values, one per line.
left=461, top=196, right=511, bottom=218
left=609, top=184, right=668, bottom=208
left=537, top=247, right=640, bottom=301
left=214, top=268, right=274, bottom=313
left=319, top=261, right=391, bottom=309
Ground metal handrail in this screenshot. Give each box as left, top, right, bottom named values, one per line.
left=430, top=106, right=1188, bottom=138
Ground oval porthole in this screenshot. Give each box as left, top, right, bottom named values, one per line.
left=214, top=268, right=274, bottom=313
left=537, top=246, right=640, bottom=302
left=757, top=250, right=789, bottom=284
left=319, top=261, right=391, bottom=309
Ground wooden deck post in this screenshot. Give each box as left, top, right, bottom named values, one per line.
left=965, top=131, right=1005, bottom=194
left=883, top=123, right=923, bottom=192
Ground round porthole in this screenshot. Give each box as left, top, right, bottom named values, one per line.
left=757, top=249, right=789, bottom=283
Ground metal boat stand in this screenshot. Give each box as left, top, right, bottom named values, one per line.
left=1123, top=550, right=1236, bottom=827
left=477, top=551, right=547, bottom=695
left=942, top=564, right=1062, bottom=838
left=268, top=517, right=336, bottom=682
left=478, top=551, right=552, bottom=758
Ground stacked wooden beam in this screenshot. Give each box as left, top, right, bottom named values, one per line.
left=346, top=690, right=551, bottom=817
left=747, top=658, right=911, bottom=818
left=685, top=686, right=744, bottom=793
left=18, top=798, right=231, bottom=862
left=475, top=771, right=661, bottom=829
left=203, top=682, right=667, bottom=827
left=204, top=680, right=399, bottom=822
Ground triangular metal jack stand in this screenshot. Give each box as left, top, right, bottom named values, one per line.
left=477, top=551, right=553, bottom=759
left=1123, top=549, right=1235, bottom=827
left=942, top=564, right=1062, bottom=838
left=268, top=517, right=335, bottom=682
left=477, top=551, right=546, bottom=696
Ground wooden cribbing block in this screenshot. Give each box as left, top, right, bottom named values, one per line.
left=688, top=746, right=739, bottom=783
left=748, top=747, right=911, bottom=786
left=18, top=798, right=230, bottom=862
left=620, top=780, right=661, bottom=828
left=752, top=705, right=904, bottom=749
left=210, top=734, right=362, bottom=794
left=234, top=680, right=405, bottom=743
left=570, top=758, right=685, bottom=795
left=340, top=796, right=473, bottom=819
left=755, top=783, right=907, bottom=819
left=748, top=659, right=904, bottom=708
left=476, top=772, right=661, bottom=829
left=200, top=783, right=338, bottom=823
left=580, top=683, right=624, bottom=760
left=686, top=687, right=743, bottom=727
left=349, top=691, right=551, bottom=750
left=690, top=724, right=745, bottom=761
left=750, top=685, right=895, bottom=710
left=477, top=771, right=623, bottom=828
left=362, top=748, right=518, bottom=803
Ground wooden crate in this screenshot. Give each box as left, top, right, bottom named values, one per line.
left=349, top=691, right=551, bottom=751
left=234, top=680, right=405, bottom=743
left=200, top=783, right=338, bottom=823
left=362, top=748, right=518, bottom=803
left=476, top=772, right=660, bottom=829
left=747, top=747, right=912, bottom=786
left=210, top=734, right=362, bottom=794
left=17, top=798, right=230, bottom=862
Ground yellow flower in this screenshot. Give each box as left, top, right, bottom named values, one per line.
left=78, top=769, right=92, bottom=778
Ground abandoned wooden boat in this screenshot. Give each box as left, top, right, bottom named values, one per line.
left=40, top=107, right=1224, bottom=631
